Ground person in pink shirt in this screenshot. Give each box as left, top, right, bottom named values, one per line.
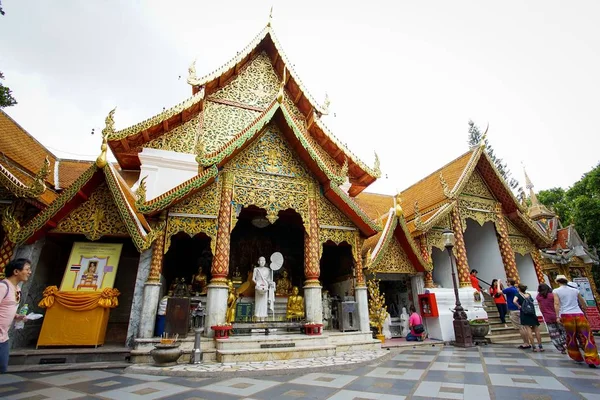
left=0, top=258, right=32, bottom=373
left=406, top=305, right=425, bottom=341
left=536, top=283, right=566, bottom=353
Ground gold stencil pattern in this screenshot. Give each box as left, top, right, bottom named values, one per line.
left=318, top=194, right=353, bottom=227
left=509, top=236, right=535, bottom=256
left=211, top=52, right=280, bottom=108
left=505, top=217, right=526, bottom=237
left=201, top=101, right=260, bottom=154
left=462, top=170, right=496, bottom=199
left=494, top=211, right=520, bottom=282
left=451, top=208, right=471, bottom=287
left=530, top=248, right=546, bottom=284
left=145, top=114, right=200, bottom=154
left=169, top=180, right=221, bottom=216
left=319, top=228, right=356, bottom=257
left=164, top=216, right=217, bottom=256
left=371, top=238, right=417, bottom=274
left=458, top=197, right=498, bottom=231
left=52, top=183, right=128, bottom=241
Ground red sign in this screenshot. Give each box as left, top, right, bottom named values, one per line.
left=586, top=306, right=600, bottom=331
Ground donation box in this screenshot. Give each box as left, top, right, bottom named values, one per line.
left=418, top=293, right=439, bottom=317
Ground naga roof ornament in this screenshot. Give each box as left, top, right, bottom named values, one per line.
left=97, top=108, right=115, bottom=168
left=187, top=59, right=199, bottom=86
left=478, top=123, right=489, bottom=148
left=322, top=93, right=330, bottom=115
left=439, top=171, right=454, bottom=199
left=373, top=152, right=381, bottom=178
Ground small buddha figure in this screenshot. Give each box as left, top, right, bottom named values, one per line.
left=275, top=270, right=292, bottom=296
left=191, top=266, right=208, bottom=295
left=174, top=277, right=190, bottom=298
left=226, top=280, right=238, bottom=324
left=286, top=286, right=305, bottom=320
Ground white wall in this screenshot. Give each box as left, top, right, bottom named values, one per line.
left=432, top=247, right=453, bottom=289
left=463, top=220, right=505, bottom=288
left=516, top=253, right=538, bottom=291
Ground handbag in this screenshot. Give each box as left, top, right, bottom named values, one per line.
left=413, top=324, right=425, bottom=334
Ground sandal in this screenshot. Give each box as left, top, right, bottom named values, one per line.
left=538, top=345, right=545, bottom=352
left=532, top=347, right=539, bottom=352
left=518, top=345, right=532, bottom=349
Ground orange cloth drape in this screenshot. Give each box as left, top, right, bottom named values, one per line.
left=38, top=286, right=120, bottom=310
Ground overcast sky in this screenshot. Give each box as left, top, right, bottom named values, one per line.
left=1, top=1, right=598, bottom=196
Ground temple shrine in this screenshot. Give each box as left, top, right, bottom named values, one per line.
left=0, top=18, right=598, bottom=365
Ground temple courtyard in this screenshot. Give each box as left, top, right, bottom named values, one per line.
left=2, top=344, right=599, bottom=400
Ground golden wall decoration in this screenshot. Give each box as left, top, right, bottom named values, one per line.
left=145, top=114, right=200, bottom=154
left=210, top=52, right=280, bottom=109
left=462, top=170, right=496, bottom=200
left=51, top=183, right=128, bottom=241
left=426, top=229, right=448, bottom=256
left=169, top=180, right=221, bottom=216
left=371, top=238, right=417, bottom=274
left=319, top=228, right=356, bottom=258
left=301, top=124, right=341, bottom=177
left=318, top=193, right=353, bottom=228
left=458, top=197, right=498, bottom=231
left=505, top=217, right=526, bottom=237
left=509, top=236, right=535, bottom=256
left=164, top=215, right=217, bottom=256
left=230, top=124, right=311, bottom=178
left=201, top=100, right=260, bottom=154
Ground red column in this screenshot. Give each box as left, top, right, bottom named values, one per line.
left=211, top=172, right=233, bottom=284
left=530, top=249, right=545, bottom=284
left=450, top=207, right=472, bottom=288
left=494, top=208, right=520, bottom=283
left=304, top=186, right=320, bottom=286
left=418, top=234, right=435, bottom=288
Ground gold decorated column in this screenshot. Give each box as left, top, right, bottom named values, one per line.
left=354, top=233, right=365, bottom=287
left=0, top=237, right=16, bottom=279
left=211, top=171, right=233, bottom=284
left=146, top=213, right=167, bottom=283
left=304, top=183, right=320, bottom=286
left=450, top=207, right=472, bottom=287
left=418, top=234, right=435, bottom=288
left=493, top=206, right=520, bottom=283
left=529, top=248, right=545, bottom=284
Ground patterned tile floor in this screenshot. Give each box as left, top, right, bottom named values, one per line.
left=3, top=345, right=600, bottom=399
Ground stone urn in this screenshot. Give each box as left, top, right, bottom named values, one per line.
left=150, top=343, right=182, bottom=367
left=469, top=321, right=490, bottom=339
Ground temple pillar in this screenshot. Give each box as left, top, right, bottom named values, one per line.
left=303, top=185, right=322, bottom=324
left=450, top=207, right=472, bottom=287
left=529, top=249, right=545, bottom=284
left=493, top=207, right=520, bottom=283
left=0, top=237, right=16, bottom=279
left=411, top=273, right=425, bottom=307
left=127, top=247, right=153, bottom=346
left=205, top=172, right=233, bottom=336
left=354, top=234, right=370, bottom=333
left=418, top=235, right=435, bottom=288
left=138, top=224, right=165, bottom=339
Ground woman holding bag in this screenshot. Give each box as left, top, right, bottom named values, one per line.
left=536, top=283, right=567, bottom=354
left=490, top=279, right=508, bottom=326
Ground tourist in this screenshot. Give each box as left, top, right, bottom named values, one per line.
left=513, top=284, right=544, bottom=352
left=0, top=258, right=32, bottom=373
left=489, top=279, right=508, bottom=325
left=554, top=274, right=599, bottom=368
left=536, top=283, right=566, bottom=353
left=406, top=305, right=425, bottom=341
left=503, top=279, right=531, bottom=349
left=470, top=269, right=481, bottom=292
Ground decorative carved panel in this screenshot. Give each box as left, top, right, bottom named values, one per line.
left=201, top=101, right=260, bottom=154
left=509, top=236, right=535, bottom=256
left=169, top=180, right=221, bottom=216
left=164, top=216, right=217, bottom=256
left=505, top=217, right=526, bottom=237
left=319, top=228, right=356, bottom=258
left=372, top=239, right=417, bottom=274
left=426, top=229, right=447, bottom=255
left=52, top=183, right=128, bottom=240
left=462, top=171, right=495, bottom=200
left=458, top=197, right=498, bottom=231
left=145, top=114, right=200, bottom=154
left=211, top=52, right=280, bottom=109
left=318, top=194, right=353, bottom=227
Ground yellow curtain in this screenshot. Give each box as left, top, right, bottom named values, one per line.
left=38, top=286, right=120, bottom=311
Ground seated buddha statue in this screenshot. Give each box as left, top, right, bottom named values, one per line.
left=275, top=270, right=292, bottom=296
left=191, top=266, right=208, bottom=295
left=226, top=280, right=238, bottom=324
left=286, top=286, right=305, bottom=320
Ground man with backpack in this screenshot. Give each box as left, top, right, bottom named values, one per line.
left=0, top=258, right=32, bottom=373
left=503, top=278, right=533, bottom=349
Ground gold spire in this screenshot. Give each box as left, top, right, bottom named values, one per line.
left=97, top=108, right=115, bottom=168
left=523, top=166, right=539, bottom=206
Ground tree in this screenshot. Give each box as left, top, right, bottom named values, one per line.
left=0, top=72, right=17, bottom=108
left=537, top=187, right=572, bottom=224
left=467, top=120, right=519, bottom=189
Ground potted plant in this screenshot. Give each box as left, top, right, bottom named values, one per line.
left=469, top=318, right=490, bottom=338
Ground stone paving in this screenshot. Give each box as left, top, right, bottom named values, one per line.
left=3, top=344, right=600, bottom=399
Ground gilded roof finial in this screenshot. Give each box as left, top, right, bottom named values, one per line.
left=97, top=108, right=115, bottom=168
left=268, top=6, right=273, bottom=27
left=413, top=201, right=426, bottom=231
left=276, top=66, right=286, bottom=103
left=394, top=192, right=403, bottom=218
left=135, top=176, right=147, bottom=210
left=523, top=165, right=539, bottom=206
left=373, top=151, right=381, bottom=178
left=187, top=59, right=198, bottom=86
left=439, top=171, right=453, bottom=199
left=322, top=93, right=330, bottom=115
left=479, top=123, right=489, bottom=148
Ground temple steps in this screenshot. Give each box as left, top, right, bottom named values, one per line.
left=217, top=345, right=336, bottom=363
left=482, top=298, right=551, bottom=344
left=9, top=346, right=131, bottom=367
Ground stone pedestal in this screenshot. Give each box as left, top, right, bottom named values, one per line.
left=355, top=286, right=370, bottom=333
left=303, top=285, right=323, bottom=324
left=138, top=283, right=162, bottom=338
left=205, top=283, right=228, bottom=337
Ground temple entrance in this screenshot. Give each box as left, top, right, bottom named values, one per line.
left=163, top=233, right=212, bottom=296
left=463, top=219, right=505, bottom=287
left=320, top=242, right=354, bottom=299
left=378, top=274, right=414, bottom=338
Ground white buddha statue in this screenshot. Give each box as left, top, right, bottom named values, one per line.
left=400, top=307, right=410, bottom=337
left=252, top=256, right=275, bottom=321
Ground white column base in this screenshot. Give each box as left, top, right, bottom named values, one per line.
left=205, top=283, right=228, bottom=337
left=138, top=283, right=161, bottom=338
left=355, top=286, right=370, bottom=333
left=303, top=284, right=323, bottom=324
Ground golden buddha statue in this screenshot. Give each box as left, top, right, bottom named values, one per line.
left=275, top=270, right=292, bottom=296
left=191, top=266, right=208, bottom=295
left=226, top=280, right=238, bottom=324
left=286, top=286, right=305, bottom=320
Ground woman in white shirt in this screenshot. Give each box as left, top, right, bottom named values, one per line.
left=553, top=275, right=599, bottom=368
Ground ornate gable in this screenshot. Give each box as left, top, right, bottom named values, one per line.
left=169, top=180, right=221, bottom=216
left=51, top=183, right=128, bottom=241
left=373, top=239, right=417, bottom=274
left=202, top=101, right=260, bottom=154
left=318, top=194, right=353, bottom=228
left=145, top=114, right=201, bottom=154
left=461, top=170, right=496, bottom=200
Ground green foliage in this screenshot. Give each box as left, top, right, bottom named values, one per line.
left=467, top=120, right=519, bottom=189
left=537, top=187, right=572, bottom=224
left=0, top=72, right=17, bottom=108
